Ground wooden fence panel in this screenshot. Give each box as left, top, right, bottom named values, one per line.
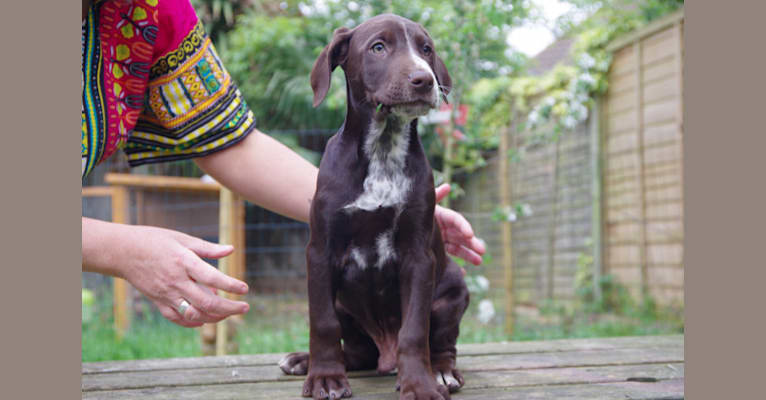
left=604, top=15, right=684, bottom=306
left=455, top=11, right=684, bottom=311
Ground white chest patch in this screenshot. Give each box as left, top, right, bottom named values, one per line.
left=344, top=119, right=411, bottom=213
left=344, top=118, right=412, bottom=270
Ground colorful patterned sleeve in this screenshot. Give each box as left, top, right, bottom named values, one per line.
left=124, top=0, right=256, bottom=166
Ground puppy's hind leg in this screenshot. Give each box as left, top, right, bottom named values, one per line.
left=279, top=352, right=310, bottom=376
left=429, top=260, right=470, bottom=393
left=337, top=303, right=380, bottom=372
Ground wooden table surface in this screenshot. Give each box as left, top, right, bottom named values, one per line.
left=82, top=335, right=684, bottom=399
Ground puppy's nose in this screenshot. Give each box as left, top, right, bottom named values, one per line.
left=408, top=70, right=434, bottom=92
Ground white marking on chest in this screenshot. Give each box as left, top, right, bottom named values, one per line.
left=375, top=230, right=396, bottom=268
left=344, top=119, right=411, bottom=212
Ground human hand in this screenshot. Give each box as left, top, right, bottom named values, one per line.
left=115, top=225, right=250, bottom=328
left=434, top=184, right=486, bottom=266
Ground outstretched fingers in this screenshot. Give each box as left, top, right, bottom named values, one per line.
left=180, top=281, right=249, bottom=320
left=185, top=256, right=249, bottom=296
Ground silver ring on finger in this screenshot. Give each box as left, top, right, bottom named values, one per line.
left=177, top=299, right=191, bottom=316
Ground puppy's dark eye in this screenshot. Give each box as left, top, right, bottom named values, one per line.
left=422, top=44, right=432, bottom=55
left=371, top=42, right=385, bottom=53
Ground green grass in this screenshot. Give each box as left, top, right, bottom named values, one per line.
left=82, top=315, right=200, bottom=361
left=82, top=291, right=683, bottom=362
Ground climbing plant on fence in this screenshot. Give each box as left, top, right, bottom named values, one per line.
left=466, top=0, right=684, bottom=153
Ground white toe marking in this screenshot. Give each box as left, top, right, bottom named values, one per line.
left=444, top=371, right=459, bottom=387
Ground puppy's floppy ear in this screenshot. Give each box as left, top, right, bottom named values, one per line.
left=310, top=27, right=353, bottom=108
left=433, top=54, right=452, bottom=103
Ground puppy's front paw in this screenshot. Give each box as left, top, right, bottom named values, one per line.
left=302, top=364, right=352, bottom=399
left=279, top=352, right=310, bottom=375
left=399, top=375, right=450, bottom=400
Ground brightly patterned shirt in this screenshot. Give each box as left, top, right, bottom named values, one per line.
left=81, top=0, right=256, bottom=178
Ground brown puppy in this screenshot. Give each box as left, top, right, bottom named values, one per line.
left=279, top=14, right=470, bottom=400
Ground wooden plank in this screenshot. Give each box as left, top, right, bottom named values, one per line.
left=643, top=58, right=677, bottom=83
left=607, top=222, right=641, bottom=240
left=645, top=184, right=682, bottom=204
left=646, top=201, right=683, bottom=219
left=545, top=138, right=561, bottom=300
left=606, top=151, right=640, bottom=172
left=644, top=121, right=680, bottom=146
left=607, top=244, right=640, bottom=265
left=607, top=73, right=636, bottom=96
left=648, top=266, right=684, bottom=287
left=647, top=243, right=683, bottom=265
left=234, top=194, right=246, bottom=294
left=85, top=372, right=684, bottom=400
left=111, top=186, right=131, bottom=337
left=83, top=362, right=683, bottom=396
left=643, top=98, right=677, bottom=126
left=634, top=42, right=649, bottom=300
left=82, top=345, right=683, bottom=392
left=499, top=124, right=514, bottom=335
left=82, top=186, right=114, bottom=198
left=641, top=28, right=677, bottom=66
left=643, top=75, right=679, bottom=104
left=216, top=188, right=235, bottom=355
left=82, top=346, right=683, bottom=392
left=606, top=130, right=637, bottom=154
left=105, top=173, right=221, bottom=193
left=83, top=336, right=683, bottom=374
left=606, top=8, right=684, bottom=52
left=609, top=46, right=637, bottom=77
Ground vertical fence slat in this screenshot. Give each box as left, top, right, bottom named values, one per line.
left=591, top=97, right=604, bottom=302
left=634, top=42, right=649, bottom=299
left=216, top=188, right=235, bottom=355
left=499, top=122, right=514, bottom=335
left=111, top=186, right=131, bottom=337
left=546, top=138, right=561, bottom=300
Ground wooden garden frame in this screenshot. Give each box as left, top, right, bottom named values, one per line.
left=82, top=173, right=246, bottom=354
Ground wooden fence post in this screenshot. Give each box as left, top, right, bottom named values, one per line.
left=546, top=137, right=561, bottom=300
left=110, top=186, right=131, bottom=338
left=499, top=122, right=514, bottom=336
left=216, top=187, right=235, bottom=355
left=634, top=42, right=649, bottom=300
left=591, top=98, right=604, bottom=302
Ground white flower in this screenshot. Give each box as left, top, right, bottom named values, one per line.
left=527, top=110, right=539, bottom=126
left=563, top=115, right=577, bottom=129
left=577, top=53, right=596, bottom=69
left=477, top=299, right=496, bottom=324
left=466, top=275, right=490, bottom=294
left=521, top=204, right=533, bottom=216
left=571, top=103, right=588, bottom=121
left=578, top=73, right=596, bottom=88
left=476, top=275, right=490, bottom=292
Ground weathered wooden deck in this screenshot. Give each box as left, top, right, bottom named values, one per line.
left=82, top=335, right=683, bottom=399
